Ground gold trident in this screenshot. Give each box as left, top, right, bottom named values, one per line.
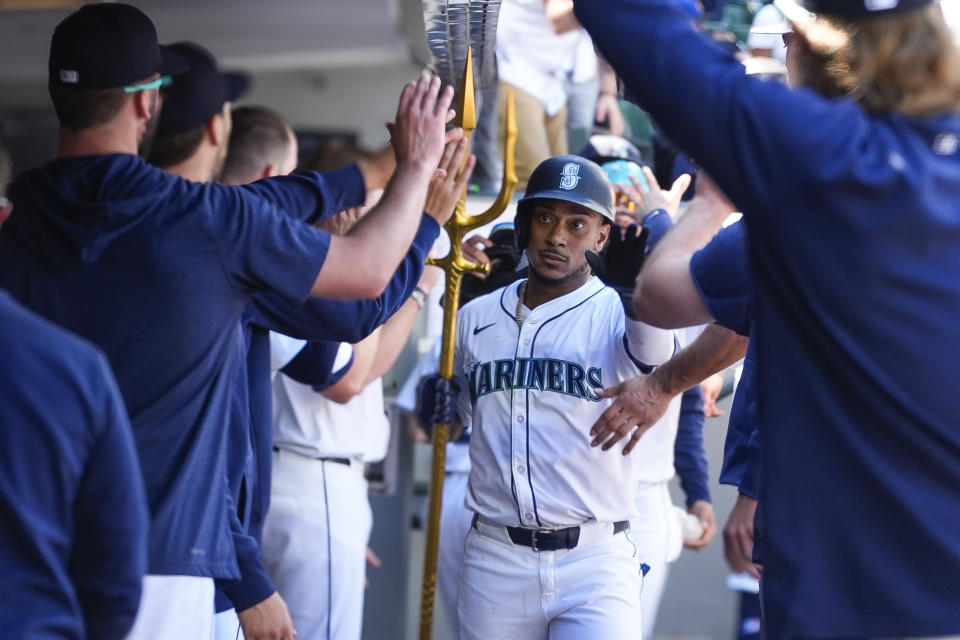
left=418, top=46, right=517, bottom=640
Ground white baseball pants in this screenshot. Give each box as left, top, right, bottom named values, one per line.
left=458, top=517, right=643, bottom=640
left=436, top=470, right=473, bottom=632
left=261, top=450, right=372, bottom=640
left=630, top=481, right=684, bottom=637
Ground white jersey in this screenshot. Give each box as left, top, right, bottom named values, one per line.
left=455, top=277, right=676, bottom=529
left=271, top=336, right=391, bottom=463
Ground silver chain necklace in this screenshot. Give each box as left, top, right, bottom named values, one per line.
left=515, top=280, right=528, bottom=327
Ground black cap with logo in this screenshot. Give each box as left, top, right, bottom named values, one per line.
left=49, top=3, right=188, bottom=90
left=155, top=42, right=250, bottom=137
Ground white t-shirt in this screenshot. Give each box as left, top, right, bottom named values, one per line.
left=271, top=336, right=391, bottom=463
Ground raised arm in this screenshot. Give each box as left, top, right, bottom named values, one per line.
left=635, top=172, right=737, bottom=327
left=312, top=77, right=459, bottom=299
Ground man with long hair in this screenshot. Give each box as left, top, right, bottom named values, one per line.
left=576, top=0, right=960, bottom=636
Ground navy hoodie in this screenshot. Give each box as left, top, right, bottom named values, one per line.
left=0, top=153, right=336, bottom=580
left=0, top=290, right=148, bottom=639
left=577, top=1, right=960, bottom=635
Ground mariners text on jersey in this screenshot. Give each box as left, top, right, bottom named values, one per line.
left=468, top=357, right=603, bottom=402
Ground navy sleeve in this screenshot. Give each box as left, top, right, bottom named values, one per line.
left=281, top=340, right=352, bottom=390
left=217, top=503, right=275, bottom=612
left=689, top=221, right=752, bottom=336
left=574, top=0, right=871, bottom=226
left=71, top=353, right=150, bottom=639
left=246, top=214, right=440, bottom=342
left=641, top=208, right=673, bottom=249
left=674, top=385, right=711, bottom=507
left=719, top=344, right=759, bottom=490
left=238, top=166, right=366, bottom=225
left=738, top=427, right=762, bottom=500
left=203, top=183, right=331, bottom=303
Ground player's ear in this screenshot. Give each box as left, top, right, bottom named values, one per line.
left=595, top=220, right=612, bottom=252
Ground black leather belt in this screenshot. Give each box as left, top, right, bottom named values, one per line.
left=472, top=514, right=629, bottom=551
left=273, top=447, right=351, bottom=466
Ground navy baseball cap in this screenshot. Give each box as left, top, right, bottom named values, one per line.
left=155, top=42, right=250, bottom=137
left=49, top=3, right=188, bottom=90
left=776, top=0, right=933, bottom=20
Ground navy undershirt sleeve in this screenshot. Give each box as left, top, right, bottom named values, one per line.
left=238, top=166, right=366, bottom=225
left=216, top=495, right=275, bottom=612
left=738, top=427, right=761, bottom=500
left=281, top=340, right=352, bottom=391
left=640, top=208, right=672, bottom=249
left=247, top=214, right=439, bottom=342
left=674, top=384, right=711, bottom=507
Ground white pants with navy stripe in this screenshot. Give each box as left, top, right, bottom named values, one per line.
left=457, top=517, right=643, bottom=640
left=629, top=481, right=684, bottom=638
left=436, top=470, right=473, bottom=633
left=261, top=449, right=372, bottom=640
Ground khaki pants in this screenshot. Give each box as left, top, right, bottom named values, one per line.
left=498, top=82, right=568, bottom=190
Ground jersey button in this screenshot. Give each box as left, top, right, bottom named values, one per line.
left=516, top=415, right=525, bottom=423
left=523, top=339, right=531, bottom=345
left=524, top=512, right=534, bottom=521
left=517, top=465, right=526, bottom=474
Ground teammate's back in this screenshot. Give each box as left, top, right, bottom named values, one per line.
left=0, top=289, right=148, bottom=639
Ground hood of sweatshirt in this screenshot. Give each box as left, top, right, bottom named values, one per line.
left=6, top=153, right=178, bottom=268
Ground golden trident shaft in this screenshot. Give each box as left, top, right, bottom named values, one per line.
left=418, top=47, right=517, bottom=640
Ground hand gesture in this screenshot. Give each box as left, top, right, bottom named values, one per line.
left=589, top=374, right=674, bottom=454
left=387, top=75, right=459, bottom=171
left=423, top=138, right=475, bottom=226
left=632, top=167, right=691, bottom=219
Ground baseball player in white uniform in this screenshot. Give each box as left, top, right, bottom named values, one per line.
left=262, top=336, right=384, bottom=640
left=262, top=262, right=439, bottom=640
left=422, top=154, right=676, bottom=639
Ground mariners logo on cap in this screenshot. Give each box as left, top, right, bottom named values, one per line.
left=59, top=70, right=79, bottom=84
left=560, top=163, right=581, bottom=190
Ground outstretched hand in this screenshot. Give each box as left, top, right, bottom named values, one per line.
left=424, top=137, right=475, bottom=226
left=589, top=374, right=674, bottom=454
left=386, top=75, right=460, bottom=172
left=633, top=166, right=691, bottom=219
